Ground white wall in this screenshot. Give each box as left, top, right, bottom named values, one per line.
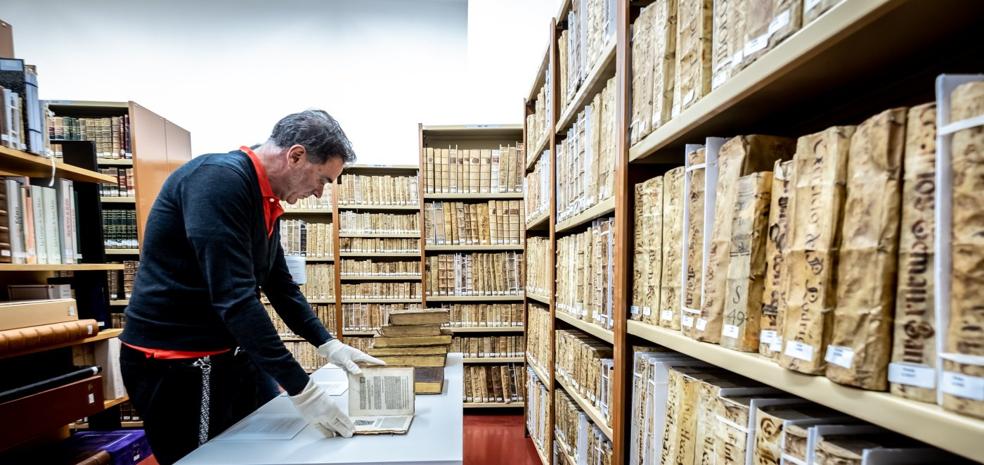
left=2, top=0, right=559, bottom=164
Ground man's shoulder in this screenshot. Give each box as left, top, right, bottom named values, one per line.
left=177, top=151, right=254, bottom=181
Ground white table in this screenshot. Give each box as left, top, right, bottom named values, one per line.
left=177, top=354, right=463, bottom=465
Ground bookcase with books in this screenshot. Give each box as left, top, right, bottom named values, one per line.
left=519, top=1, right=984, bottom=464
left=419, top=124, right=528, bottom=409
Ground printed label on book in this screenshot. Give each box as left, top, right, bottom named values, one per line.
left=681, top=315, right=694, bottom=328
left=784, top=341, right=814, bottom=361
left=696, top=318, right=708, bottom=331
left=768, top=10, right=791, bottom=35
left=661, top=310, right=674, bottom=321
left=941, top=371, right=984, bottom=401
left=760, top=329, right=777, bottom=345
left=744, top=34, right=769, bottom=56
left=804, top=0, right=822, bottom=11
left=643, top=307, right=652, bottom=316
left=712, top=72, right=728, bottom=89
left=630, top=305, right=640, bottom=315
left=888, top=363, right=936, bottom=389
left=824, top=345, right=854, bottom=369
left=722, top=324, right=740, bottom=339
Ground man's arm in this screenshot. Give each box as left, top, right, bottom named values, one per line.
left=181, top=164, right=309, bottom=395
left=263, top=241, right=333, bottom=347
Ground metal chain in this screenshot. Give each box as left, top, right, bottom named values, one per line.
left=192, top=356, right=212, bottom=445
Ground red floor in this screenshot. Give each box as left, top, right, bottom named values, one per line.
left=139, top=413, right=539, bottom=465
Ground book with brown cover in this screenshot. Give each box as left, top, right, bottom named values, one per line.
left=374, top=353, right=447, bottom=368
left=0, top=319, right=98, bottom=356
left=388, top=309, right=450, bottom=326
left=379, top=324, right=441, bottom=337
left=414, top=366, right=445, bottom=394
left=373, top=335, right=452, bottom=348
left=369, top=345, right=449, bottom=356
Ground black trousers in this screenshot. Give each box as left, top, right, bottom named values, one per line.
left=119, top=345, right=279, bottom=465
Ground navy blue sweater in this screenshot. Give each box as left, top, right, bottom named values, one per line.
left=120, top=150, right=332, bottom=395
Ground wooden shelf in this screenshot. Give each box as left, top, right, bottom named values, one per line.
left=527, top=356, right=551, bottom=385
left=424, top=192, right=524, bottom=200
left=109, top=299, right=129, bottom=306
left=447, top=326, right=525, bottom=333
left=282, top=208, right=332, bottom=215
left=526, top=293, right=550, bottom=305
left=464, top=402, right=525, bottom=409
left=626, top=320, right=984, bottom=462
left=100, top=197, right=135, bottom=204
left=304, top=257, right=334, bottom=263
left=340, top=275, right=421, bottom=281
left=555, top=311, right=614, bottom=344
left=121, top=421, right=144, bottom=428
left=105, top=249, right=139, bottom=255
left=421, top=124, right=523, bottom=140
left=343, top=164, right=419, bottom=174
left=463, top=357, right=525, bottom=364
left=0, top=145, right=117, bottom=184
left=426, top=295, right=525, bottom=303
left=104, top=395, right=129, bottom=410
left=628, top=0, right=984, bottom=163
left=263, top=298, right=334, bottom=305
left=532, top=437, right=550, bottom=465
left=341, top=298, right=421, bottom=304
left=555, top=197, right=615, bottom=234
left=425, top=244, right=524, bottom=252
left=555, top=373, right=613, bottom=441
left=555, top=40, right=617, bottom=135
left=337, top=204, right=419, bottom=211
left=338, top=232, right=419, bottom=238
left=0, top=263, right=124, bottom=271
left=97, top=158, right=133, bottom=166
left=0, top=328, right=122, bottom=360
left=339, top=252, right=420, bottom=258
left=343, top=330, right=377, bottom=336
left=525, top=211, right=549, bottom=231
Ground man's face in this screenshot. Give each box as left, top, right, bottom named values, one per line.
left=282, top=145, right=344, bottom=204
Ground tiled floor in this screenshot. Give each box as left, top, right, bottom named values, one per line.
left=139, top=413, right=539, bottom=465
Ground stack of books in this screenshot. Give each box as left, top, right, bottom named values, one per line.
left=369, top=309, right=452, bottom=394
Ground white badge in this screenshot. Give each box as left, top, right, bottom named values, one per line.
left=285, top=255, right=307, bottom=284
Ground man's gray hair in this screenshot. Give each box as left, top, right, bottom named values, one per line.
left=269, top=110, right=356, bottom=164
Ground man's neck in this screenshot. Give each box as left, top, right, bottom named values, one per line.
left=252, top=143, right=287, bottom=197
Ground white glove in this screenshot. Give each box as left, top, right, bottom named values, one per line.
left=317, top=339, right=385, bottom=376
left=289, top=379, right=355, bottom=438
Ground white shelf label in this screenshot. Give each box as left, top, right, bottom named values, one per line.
left=696, top=318, right=708, bottom=331
left=784, top=341, right=815, bottom=361
left=768, top=10, right=791, bottom=35
left=744, top=34, right=769, bottom=56
left=681, top=315, right=694, bottom=328
left=643, top=307, right=652, bottom=316
left=722, top=324, right=740, bottom=339
left=888, top=363, right=936, bottom=389
left=824, top=345, right=855, bottom=369
left=805, top=0, right=822, bottom=12
left=771, top=339, right=783, bottom=352
left=630, top=306, right=640, bottom=315
left=712, top=72, right=728, bottom=89
left=661, top=310, right=674, bottom=322
left=942, top=371, right=984, bottom=401
left=760, top=330, right=777, bottom=344
left=88, top=393, right=95, bottom=404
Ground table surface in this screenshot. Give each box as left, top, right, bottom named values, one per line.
left=177, top=354, right=463, bottom=465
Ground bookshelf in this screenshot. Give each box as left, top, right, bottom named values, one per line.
left=519, top=1, right=984, bottom=463
left=448, top=327, right=524, bottom=334
left=0, top=146, right=116, bottom=184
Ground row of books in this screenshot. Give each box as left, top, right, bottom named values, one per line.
left=423, top=200, right=523, bottom=246
left=425, top=252, right=524, bottom=296
left=555, top=388, right=613, bottom=465
left=282, top=194, right=331, bottom=211
left=341, top=303, right=421, bottom=332
left=47, top=115, right=131, bottom=159
left=464, top=364, right=525, bottom=404
left=265, top=303, right=337, bottom=337
left=368, top=309, right=451, bottom=395
left=340, top=259, right=418, bottom=277
left=629, top=353, right=964, bottom=465
left=102, top=209, right=137, bottom=250
left=107, top=260, right=138, bottom=300
left=0, top=299, right=98, bottom=359
left=339, top=237, right=418, bottom=253
left=347, top=336, right=373, bottom=353
left=629, top=0, right=841, bottom=147
left=340, top=282, right=421, bottom=300
left=296, top=264, right=334, bottom=300
left=337, top=174, right=418, bottom=206
left=110, top=312, right=126, bottom=329
left=524, top=152, right=549, bottom=221
left=526, top=79, right=551, bottom=163
left=284, top=341, right=323, bottom=373
left=556, top=77, right=616, bottom=223
left=525, top=236, right=550, bottom=297
left=526, top=367, right=549, bottom=453
left=423, top=145, right=524, bottom=194
left=77, top=401, right=143, bottom=427
left=526, top=303, right=551, bottom=374
left=1, top=177, right=82, bottom=264
left=0, top=60, right=45, bottom=155
left=450, top=335, right=525, bottom=358
left=280, top=219, right=333, bottom=259
left=555, top=329, right=614, bottom=425
left=339, top=211, right=418, bottom=235
left=436, top=303, right=525, bottom=328
left=98, top=168, right=134, bottom=197
left=557, top=0, right=616, bottom=113
left=556, top=217, right=615, bottom=329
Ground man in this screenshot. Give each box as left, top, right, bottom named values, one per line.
left=119, top=110, right=383, bottom=465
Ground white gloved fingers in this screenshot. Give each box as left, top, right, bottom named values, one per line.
left=343, top=360, right=362, bottom=376
left=353, top=352, right=386, bottom=366
left=314, top=423, right=337, bottom=438
left=333, top=416, right=355, bottom=438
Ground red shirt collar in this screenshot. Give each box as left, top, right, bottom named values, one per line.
left=240, top=146, right=283, bottom=237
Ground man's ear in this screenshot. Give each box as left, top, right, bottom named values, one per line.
left=287, top=144, right=306, bottom=165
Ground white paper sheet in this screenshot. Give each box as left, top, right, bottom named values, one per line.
left=216, top=414, right=307, bottom=441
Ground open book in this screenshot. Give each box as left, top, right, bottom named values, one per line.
left=348, top=366, right=415, bottom=435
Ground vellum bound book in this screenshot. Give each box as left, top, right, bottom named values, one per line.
left=760, top=160, right=794, bottom=359
left=631, top=176, right=664, bottom=325
left=348, top=366, right=415, bottom=434
left=660, top=167, right=685, bottom=330
left=826, top=108, right=907, bottom=390
left=889, top=103, right=937, bottom=402
left=780, top=126, right=854, bottom=375
left=682, top=147, right=707, bottom=339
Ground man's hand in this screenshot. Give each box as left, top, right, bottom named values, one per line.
left=289, top=379, right=355, bottom=438
left=317, top=339, right=385, bottom=376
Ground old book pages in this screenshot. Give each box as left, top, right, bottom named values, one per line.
left=682, top=147, right=707, bottom=339
left=945, top=81, right=984, bottom=419
left=660, top=167, right=686, bottom=330
left=780, top=127, right=854, bottom=374
left=760, top=160, right=794, bottom=359
left=631, top=176, right=664, bottom=326
left=700, top=135, right=794, bottom=343
left=738, top=0, right=802, bottom=70
left=752, top=403, right=843, bottom=465
left=889, top=103, right=937, bottom=403
left=673, top=0, right=712, bottom=115
left=722, top=171, right=773, bottom=352
left=826, top=108, right=907, bottom=390
left=348, top=366, right=414, bottom=435
left=651, top=0, right=677, bottom=132
left=630, top=4, right=655, bottom=145
left=710, top=0, right=742, bottom=89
